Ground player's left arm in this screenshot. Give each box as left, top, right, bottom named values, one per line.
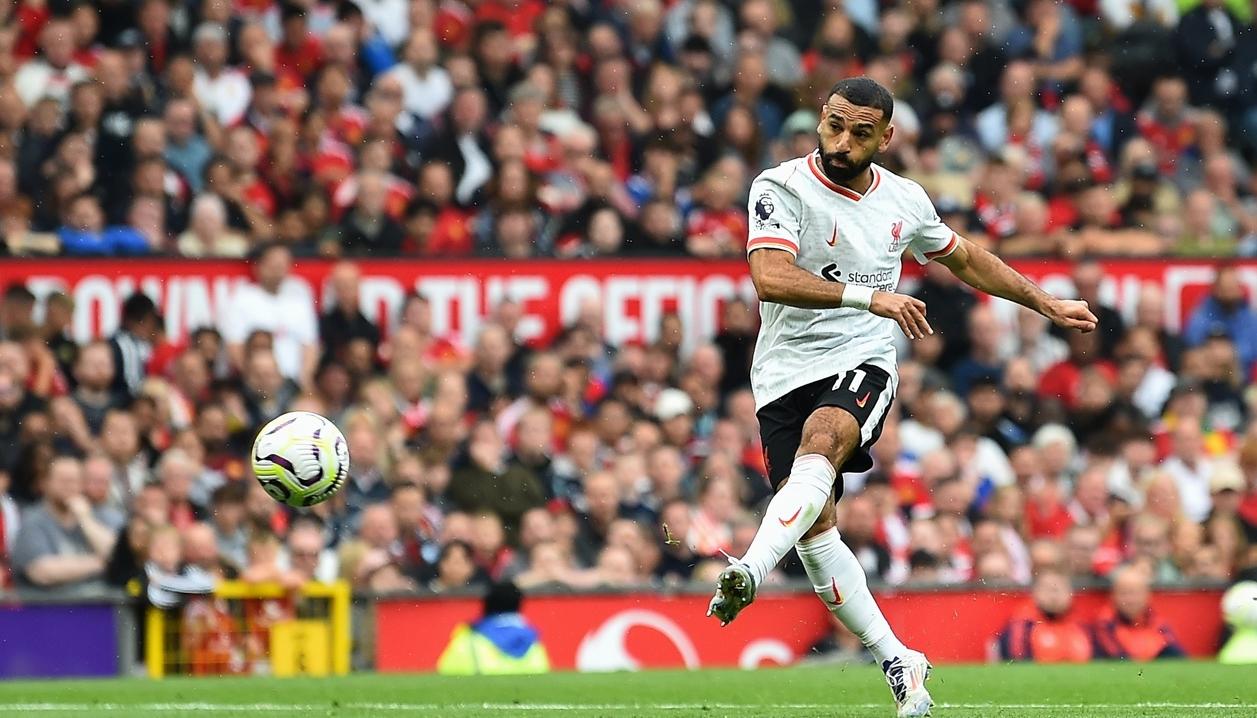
left=934, top=237, right=1098, bottom=333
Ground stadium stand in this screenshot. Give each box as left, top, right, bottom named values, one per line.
left=1, top=0, right=1256, bottom=674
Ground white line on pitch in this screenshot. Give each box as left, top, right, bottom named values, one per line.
left=0, top=702, right=1254, bottom=712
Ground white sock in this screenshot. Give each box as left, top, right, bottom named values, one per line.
left=738, top=454, right=835, bottom=586
left=797, top=526, right=908, bottom=665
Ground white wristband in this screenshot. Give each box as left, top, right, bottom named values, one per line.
left=841, top=285, right=875, bottom=311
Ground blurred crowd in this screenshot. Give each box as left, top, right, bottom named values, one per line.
left=2, top=0, right=1257, bottom=626
left=2, top=0, right=1257, bottom=258
left=3, top=240, right=1257, bottom=606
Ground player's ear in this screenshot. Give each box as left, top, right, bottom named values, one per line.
left=879, top=124, right=895, bottom=152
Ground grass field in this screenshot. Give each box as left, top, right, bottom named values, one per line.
left=0, top=662, right=1252, bottom=717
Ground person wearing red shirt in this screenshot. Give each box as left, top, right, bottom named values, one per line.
left=275, top=3, right=323, bottom=80
left=69, top=4, right=102, bottom=69
left=1025, top=477, right=1073, bottom=539
left=996, top=570, right=1093, bottom=663
left=473, top=0, right=545, bottom=42
left=225, top=125, right=277, bottom=217
left=1039, top=330, right=1117, bottom=409
left=415, top=161, right=474, bottom=256
left=1136, top=76, right=1197, bottom=177
left=685, top=157, right=749, bottom=257
left=330, top=140, right=413, bottom=222
left=507, top=83, right=561, bottom=175
left=972, top=157, right=1021, bottom=240
left=1091, top=564, right=1186, bottom=660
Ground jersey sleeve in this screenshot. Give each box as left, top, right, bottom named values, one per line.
left=905, top=184, right=959, bottom=265
left=745, top=176, right=802, bottom=258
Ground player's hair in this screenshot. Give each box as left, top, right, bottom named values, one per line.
left=827, top=77, right=894, bottom=123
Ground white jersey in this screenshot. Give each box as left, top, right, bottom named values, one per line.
left=746, top=152, right=958, bottom=409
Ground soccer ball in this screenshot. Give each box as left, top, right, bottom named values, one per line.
left=251, top=411, right=350, bottom=508
left=1223, top=581, right=1257, bottom=629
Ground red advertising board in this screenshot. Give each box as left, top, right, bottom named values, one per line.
left=4, top=258, right=1252, bottom=350
left=375, top=586, right=1223, bottom=671
left=6, top=258, right=755, bottom=350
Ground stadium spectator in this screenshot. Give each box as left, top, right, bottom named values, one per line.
left=70, top=341, right=123, bottom=436
left=319, top=262, right=379, bottom=363
left=106, top=293, right=160, bottom=402
left=447, top=420, right=545, bottom=542
left=840, top=495, right=893, bottom=583
left=996, top=570, right=1092, bottom=663
left=192, top=23, right=251, bottom=127
left=11, top=456, right=116, bottom=596
left=157, top=449, right=208, bottom=530
left=208, top=482, right=249, bottom=571
left=14, top=19, right=90, bottom=108
left=220, top=243, right=319, bottom=387
left=1127, top=513, right=1182, bottom=583
left=1161, top=421, right=1215, bottom=523
left=1091, top=564, right=1186, bottom=660
left=0, top=285, right=36, bottom=342
left=182, top=522, right=233, bottom=581
left=177, top=195, right=249, bottom=258
left=428, top=539, right=485, bottom=593
left=574, top=471, right=621, bottom=567
left=1185, top=267, right=1257, bottom=372
left=282, top=520, right=339, bottom=584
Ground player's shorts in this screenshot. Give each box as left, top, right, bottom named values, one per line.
left=756, top=362, right=895, bottom=492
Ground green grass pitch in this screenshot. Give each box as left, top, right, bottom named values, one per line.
left=0, top=662, right=1252, bottom=717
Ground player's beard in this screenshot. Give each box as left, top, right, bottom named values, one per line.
left=817, top=146, right=873, bottom=185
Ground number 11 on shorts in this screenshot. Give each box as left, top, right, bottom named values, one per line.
left=833, top=368, right=867, bottom=393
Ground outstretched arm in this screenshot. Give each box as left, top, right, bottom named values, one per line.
left=934, top=237, right=1097, bottom=332
left=749, top=248, right=934, bottom=339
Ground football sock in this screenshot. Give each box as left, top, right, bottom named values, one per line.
left=737, top=454, right=835, bottom=586
left=797, top=526, right=908, bottom=664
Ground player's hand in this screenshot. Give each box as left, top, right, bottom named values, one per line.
left=1046, top=298, right=1098, bottom=333
left=870, top=291, right=933, bottom=340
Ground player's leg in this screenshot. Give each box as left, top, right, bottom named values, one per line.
left=708, top=397, right=860, bottom=626
left=735, top=406, right=857, bottom=585
left=793, top=367, right=932, bottom=717
left=799, top=521, right=932, bottom=718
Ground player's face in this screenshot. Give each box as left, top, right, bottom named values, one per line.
left=816, top=95, right=892, bottom=183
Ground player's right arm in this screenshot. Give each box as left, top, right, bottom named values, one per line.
left=748, top=250, right=933, bottom=339
left=746, top=176, right=933, bottom=339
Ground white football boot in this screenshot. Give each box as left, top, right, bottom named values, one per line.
left=881, top=650, right=933, bottom=717
left=705, top=561, right=756, bottom=626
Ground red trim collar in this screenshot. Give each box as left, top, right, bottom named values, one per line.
left=807, top=152, right=880, bottom=201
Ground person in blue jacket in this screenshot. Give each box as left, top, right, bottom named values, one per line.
left=1184, top=266, right=1257, bottom=371
left=56, top=193, right=151, bottom=256
left=437, top=580, right=550, bottom=675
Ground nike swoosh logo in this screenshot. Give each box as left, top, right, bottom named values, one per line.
left=778, top=506, right=803, bottom=527
left=827, top=225, right=838, bottom=246
left=826, top=576, right=844, bottom=606
left=855, top=392, right=871, bottom=408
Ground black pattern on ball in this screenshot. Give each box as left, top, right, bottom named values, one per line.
left=265, top=415, right=300, bottom=435
left=258, top=478, right=291, bottom=502
left=257, top=453, right=296, bottom=475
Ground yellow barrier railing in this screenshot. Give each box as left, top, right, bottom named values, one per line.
left=145, top=580, right=351, bottom=678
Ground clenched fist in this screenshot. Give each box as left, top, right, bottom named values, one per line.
left=1046, top=298, right=1099, bottom=333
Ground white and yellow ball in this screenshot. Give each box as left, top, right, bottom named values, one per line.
left=1223, top=581, right=1257, bottom=630
left=251, top=411, right=350, bottom=508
